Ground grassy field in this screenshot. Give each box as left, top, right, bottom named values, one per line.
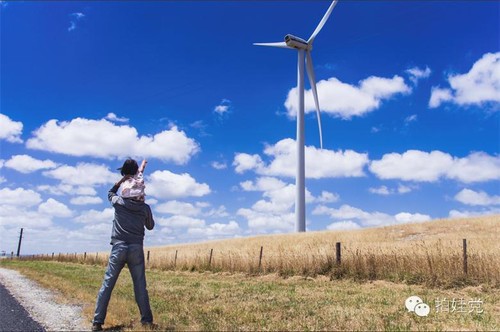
left=50, top=214, right=499, bottom=287
left=0, top=260, right=498, bottom=331
left=4, top=215, right=498, bottom=330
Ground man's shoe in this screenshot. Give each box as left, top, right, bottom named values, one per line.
left=92, top=323, right=103, bottom=331
left=141, top=322, right=158, bottom=330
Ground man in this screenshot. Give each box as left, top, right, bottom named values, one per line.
left=92, top=160, right=155, bottom=332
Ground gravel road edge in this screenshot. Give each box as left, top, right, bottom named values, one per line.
left=0, top=267, right=89, bottom=331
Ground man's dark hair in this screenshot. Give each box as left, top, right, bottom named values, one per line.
left=118, top=158, right=139, bottom=176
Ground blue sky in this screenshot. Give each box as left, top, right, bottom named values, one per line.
left=1, top=1, right=499, bottom=255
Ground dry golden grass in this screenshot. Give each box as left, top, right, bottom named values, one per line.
left=26, top=214, right=500, bottom=287
left=144, top=214, right=500, bottom=287
left=1, top=260, right=498, bottom=331
left=4, top=215, right=498, bottom=330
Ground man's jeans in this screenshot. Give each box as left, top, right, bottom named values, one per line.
left=93, top=242, right=153, bottom=324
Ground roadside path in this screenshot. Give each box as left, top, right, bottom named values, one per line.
left=0, top=268, right=88, bottom=331
left=0, top=281, right=44, bottom=331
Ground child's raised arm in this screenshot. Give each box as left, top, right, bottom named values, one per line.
left=139, top=159, right=148, bottom=174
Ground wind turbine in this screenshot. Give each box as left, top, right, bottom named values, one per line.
left=254, top=0, right=339, bottom=232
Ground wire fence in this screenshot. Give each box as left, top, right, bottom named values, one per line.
left=7, top=239, right=499, bottom=288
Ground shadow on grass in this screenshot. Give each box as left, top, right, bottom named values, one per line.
left=102, top=325, right=126, bottom=331
left=103, top=323, right=172, bottom=331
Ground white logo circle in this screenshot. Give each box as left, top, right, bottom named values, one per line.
left=405, top=296, right=423, bottom=312
left=414, top=303, right=430, bottom=317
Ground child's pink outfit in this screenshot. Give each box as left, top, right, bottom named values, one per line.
left=120, top=171, right=145, bottom=201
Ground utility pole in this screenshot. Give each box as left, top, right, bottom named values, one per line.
left=16, top=228, right=23, bottom=257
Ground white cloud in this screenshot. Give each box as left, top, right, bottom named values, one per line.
left=397, top=184, right=413, bottom=194
left=205, top=205, right=229, bottom=218
left=429, top=52, right=500, bottom=108
left=369, top=186, right=391, bottom=195
left=447, top=152, right=500, bottom=183
left=316, top=191, right=339, bottom=203
left=0, top=188, right=54, bottom=229
left=370, top=150, right=500, bottom=183
left=313, top=204, right=431, bottom=227
left=237, top=177, right=319, bottom=232
left=240, top=177, right=315, bottom=214
left=211, top=161, right=227, bottom=170
left=38, top=198, right=73, bottom=218
left=187, top=221, right=240, bottom=239
left=233, top=153, right=264, bottom=174
left=0, top=187, right=42, bottom=207
left=147, top=170, right=210, bottom=199
left=240, top=177, right=287, bottom=192
left=0, top=205, right=53, bottom=228
left=406, top=66, right=431, bottom=85
left=105, top=113, right=129, bottom=123
left=448, top=208, right=500, bottom=219
left=285, top=75, right=411, bottom=119
left=326, top=220, right=361, bottom=231
left=68, top=21, right=76, bottom=32
left=0, top=114, right=23, bottom=143
left=214, top=99, right=232, bottom=116
left=237, top=208, right=294, bottom=233
left=155, top=200, right=201, bottom=216
left=394, top=212, right=431, bottom=223
left=70, top=196, right=103, bottom=205
left=404, top=114, right=418, bottom=124
left=429, top=87, right=453, bottom=108
left=38, top=184, right=97, bottom=197
left=68, top=12, right=85, bottom=32
left=74, top=208, right=114, bottom=224
left=43, top=163, right=116, bottom=186
left=234, top=138, right=368, bottom=179
left=370, top=150, right=452, bottom=182
left=369, top=184, right=415, bottom=195
left=214, top=105, right=229, bottom=115
left=454, top=189, right=500, bottom=206
left=4, top=155, right=57, bottom=174
left=26, top=118, right=199, bottom=164
left=252, top=184, right=298, bottom=213
left=157, top=215, right=205, bottom=229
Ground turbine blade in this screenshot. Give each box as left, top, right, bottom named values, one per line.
left=306, top=51, right=323, bottom=149
left=308, top=0, right=339, bottom=44
left=253, top=42, right=292, bottom=49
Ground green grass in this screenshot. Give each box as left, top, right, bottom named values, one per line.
left=1, top=260, right=498, bottom=331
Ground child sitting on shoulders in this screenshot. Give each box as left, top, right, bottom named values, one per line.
left=117, top=158, right=148, bottom=201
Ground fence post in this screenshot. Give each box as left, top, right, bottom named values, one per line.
left=258, top=246, right=264, bottom=270
left=174, top=250, right=178, bottom=268
left=463, top=238, right=468, bottom=275
left=209, top=248, right=213, bottom=267
left=51, top=252, right=54, bottom=260
left=147, top=251, right=150, bottom=264
left=16, top=228, right=23, bottom=257
left=336, top=242, right=341, bottom=265
left=84, top=252, right=87, bottom=261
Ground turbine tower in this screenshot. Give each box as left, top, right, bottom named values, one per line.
left=254, top=0, right=339, bottom=232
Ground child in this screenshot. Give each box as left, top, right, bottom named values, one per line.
left=117, top=158, right=148, bottom=201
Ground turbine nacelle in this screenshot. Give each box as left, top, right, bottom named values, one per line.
left=284, top=34, right=311, bottom=50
